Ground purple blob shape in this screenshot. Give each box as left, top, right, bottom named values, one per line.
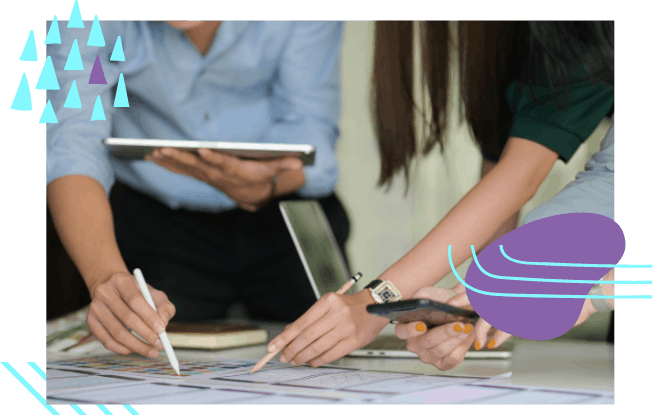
left=466, top=213, right=625, bottom=340
left=89, top=55, right=107, bottom=85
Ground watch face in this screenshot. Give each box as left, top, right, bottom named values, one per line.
left=377, top=281, right=400, bottom=302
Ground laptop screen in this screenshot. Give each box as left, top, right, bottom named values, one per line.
left=279, top=201, right=360, bottom=299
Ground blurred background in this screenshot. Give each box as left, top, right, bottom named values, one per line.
left=48, top=21, right=613, bottom=341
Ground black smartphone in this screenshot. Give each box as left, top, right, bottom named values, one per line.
left=366, top=299, right=480, bottom=328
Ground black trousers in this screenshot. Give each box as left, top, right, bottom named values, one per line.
left=109, top=183, right=350, bottom=323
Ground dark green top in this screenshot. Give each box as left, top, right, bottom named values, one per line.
left=503, top=78, right=614, bottom=162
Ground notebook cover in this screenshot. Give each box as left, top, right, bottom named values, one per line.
left=165, top=322, right=261, bottom=335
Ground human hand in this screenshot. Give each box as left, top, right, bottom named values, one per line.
left=87, top=272, right=176, bottom=358
left=395, top=284, right=511, bottom=370
left=267, top=290, right=389, bottom=367
left=146, top=148, right=303, bottom=212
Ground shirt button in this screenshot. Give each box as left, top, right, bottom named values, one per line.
left=204, top=113, right=209, bottom=121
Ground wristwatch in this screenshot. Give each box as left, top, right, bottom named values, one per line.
left=365, top=279, right=402, bottom=304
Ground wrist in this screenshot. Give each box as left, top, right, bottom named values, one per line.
left=87, top=267, right=129, bottom=299
left=354, top=288, right=378, bottom=305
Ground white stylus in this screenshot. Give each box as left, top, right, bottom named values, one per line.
left=133, top=268, right=180, bottom=376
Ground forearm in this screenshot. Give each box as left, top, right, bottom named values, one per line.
left=378, top=137, right=558, bottom=298
left=477, top=159, right=520, bottom=252
left=47, top=175, right=129, bottom=295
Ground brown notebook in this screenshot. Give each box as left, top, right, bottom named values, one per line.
left=164, top=323, right=268, bottom=350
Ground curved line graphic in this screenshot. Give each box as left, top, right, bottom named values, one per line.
left=472, top=245, right=651, bottom=285
left=448, top=245, right=651, bottom=299
left=500, top=245, right=652, bottom=269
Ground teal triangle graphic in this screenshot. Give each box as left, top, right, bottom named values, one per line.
left=64, top=81, right=82, bottom=108
left=64, top=39, right=84, bottom=70
left=91, top=95, right=106, bottom=121
left=20, top=30, right=37, bottom=61
left=110, top=36, right=125, bottom=61
left=36, top=56, right=60, bottom=90
left=114, top=74, right=129, bottom=107
left=40, top=100, right=58, bottom=124
left=87, top=15, right=105, bottom=47
left=68, top=0, right=84, bottom=28
left=11, top=73, right=32, bottom=111
left=45, top=16, right=61, bottom=44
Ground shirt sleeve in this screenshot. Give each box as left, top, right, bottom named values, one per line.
left=46, top=21, right=132, bottom=194
left=264, top=22, right=344, bottom=198
left=505, top=78, right=614, bottom=162
left=521, top=122, right=614, bottom=225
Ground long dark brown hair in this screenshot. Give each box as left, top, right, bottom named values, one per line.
left=373, top=21, right=614, bottom=188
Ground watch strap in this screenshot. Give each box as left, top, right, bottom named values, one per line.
left=365, top=280, right=383, bottom=290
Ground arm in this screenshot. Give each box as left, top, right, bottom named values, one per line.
left=477, top=159, right=521, bottom=252
left=149, top=22, right=344, bottom=209
left=47, top=22, right=174, bottom=357
left=521, top=123, right=615, bottom=325
left=264, top=21, right=344, bottom=197
left=47, top=176, right=127, bottom=293
left=396, top=125, right=616, bottom=368
left=48, top=176, right=174, bottom=357
left=269, top=136, right=558, bottom=367
left=378, top=137, right=558, bottom=299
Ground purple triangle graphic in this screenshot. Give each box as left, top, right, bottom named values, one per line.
left=89, top=55, right=107, bottom=85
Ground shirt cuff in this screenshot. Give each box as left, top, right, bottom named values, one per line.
left=47, top=151, right=115, bottom=195
left=296, top=139, right=339, bottom=198
left=508, top=115, right=584, bottom=162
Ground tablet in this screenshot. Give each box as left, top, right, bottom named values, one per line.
left=103, top=138, right=316, bottom=166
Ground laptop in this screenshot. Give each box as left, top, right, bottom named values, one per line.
left=279, top=200, right=513, bottom=359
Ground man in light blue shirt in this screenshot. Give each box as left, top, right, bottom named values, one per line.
left=46, top=21, right=348, bottom=359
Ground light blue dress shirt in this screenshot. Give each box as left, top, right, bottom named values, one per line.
left=522, top=121, right=614, bottom=224
left=47, top=21, right=343, bottom=212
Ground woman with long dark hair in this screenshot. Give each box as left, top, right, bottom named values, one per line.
left=266, top=21, right=614, bottom=370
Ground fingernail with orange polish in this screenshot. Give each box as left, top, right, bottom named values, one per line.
left=488, top=339, right=496, bottom=349
left=416, top=323, right=427, bottom=332
left=474, top=340, right=480, bottom=350
left=454, top=324, right=463, bottom=332
left=464, top=324, right=473, bottom=334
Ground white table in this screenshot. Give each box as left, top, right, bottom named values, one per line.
left=47, top=322, right=614, bottom=394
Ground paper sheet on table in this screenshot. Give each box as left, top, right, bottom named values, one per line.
left=378, top=381, right=612, bottom=405
left=47, top=357, right=509, bottom=404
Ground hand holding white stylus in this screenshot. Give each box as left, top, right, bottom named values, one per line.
left=133, top=268, right=180, bottom=375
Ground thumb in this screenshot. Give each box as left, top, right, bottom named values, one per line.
left=274, top=157, right=303, bottom=172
